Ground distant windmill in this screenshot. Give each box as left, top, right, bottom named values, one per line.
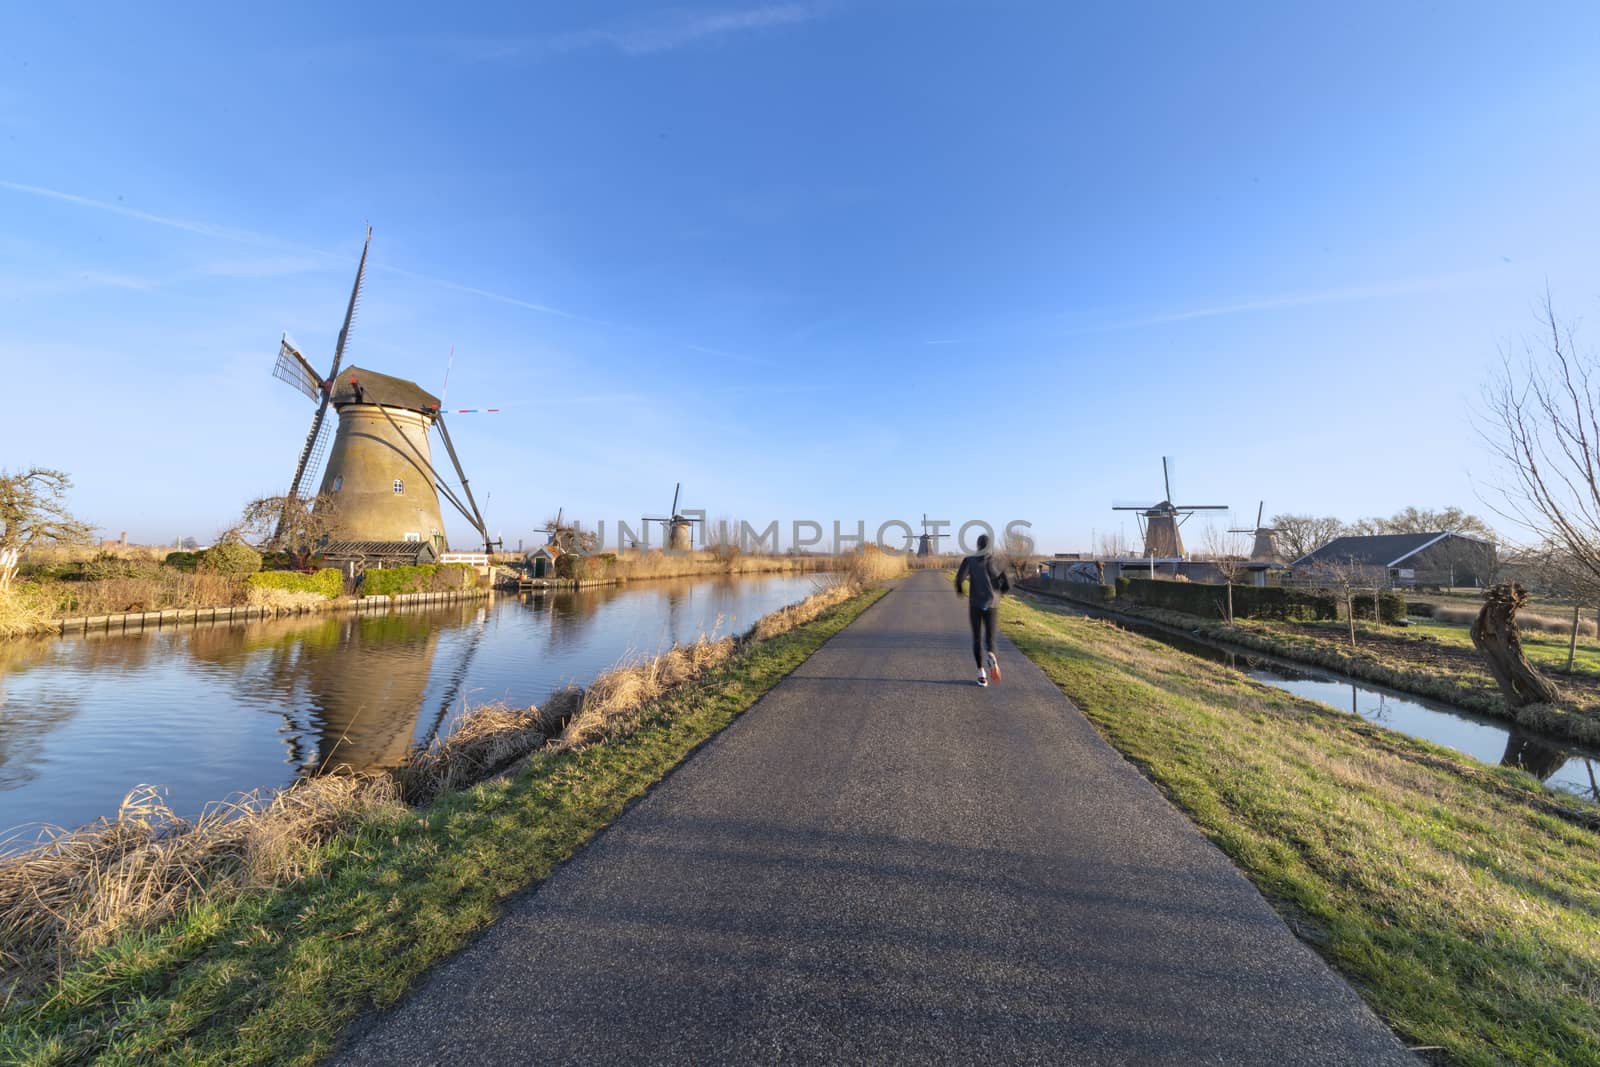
left=1229, top=501, right=1282, bottom=563
left=270, top=226, right=495, bottom=553
left=642, top=482, right=703, bottom=551
left=535, top=507, right=579, bottom=552
left=916, top=514, right=949, bottom=557
left=1111, top=457, right=1227, bottom=558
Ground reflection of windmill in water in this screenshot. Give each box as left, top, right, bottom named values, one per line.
left=1112, top=458, right=1227, bottom=558
left=916, top=514, right=949, bottom=557
left=270, top=226, right=495, bottom=554
left=1229, top=501, right=1283, bottom=563
left=642, top=482, right=703, bottom=551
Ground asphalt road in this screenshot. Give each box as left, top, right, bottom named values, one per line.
left=336, top=570, right=1414, bottom=1065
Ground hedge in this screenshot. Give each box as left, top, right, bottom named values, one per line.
left=1030, top=576, right=1406, bottom=624
left=359, top=563, right=475, bottom=598
left=246, top=568, right=344, bottom=599
left=200, top=542, right=262, bottom=576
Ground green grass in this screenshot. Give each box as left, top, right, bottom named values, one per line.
left=1003, top=594, right=1600, bottom=1066
left=1401, top=618, right=1600, bottom=677
left=1, top=585, right=887, bottom=1066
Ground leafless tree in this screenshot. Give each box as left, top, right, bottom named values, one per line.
left=1098, top=529, right=1131, bottom=557
left=1482, top=294, right=1600, bottom=600
left=0, top=468, right=95, bottom=591
left=1309, top=556, right=1370, bottom=648
left=235, top=494, right=341, bottom=569
left=1203, top=526, right=1251, bottom=623
left=1003, top=527, right=1036, bottom=581
left=1270, top=514, right=1345, bottom=562
left=1345, top=506, right=1495, bottom=540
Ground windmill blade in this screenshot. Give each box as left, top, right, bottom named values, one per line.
left=272, top=336, right=322, bottom=400
left=327, top=224, right=372, bottom=381
left=1162, top=456, right=1173, bottom=502
left=1256, top=500, right=1265, bottom=528
left=283, top=406, right=333, bottom=519
left=670, top=482, right=681, bottom=517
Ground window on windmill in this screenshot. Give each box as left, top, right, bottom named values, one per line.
left=393, top=479, right=404, bottom=495
left=403, top=532, right=420, bottom=543
left=331, top=475, right=343, bottom=492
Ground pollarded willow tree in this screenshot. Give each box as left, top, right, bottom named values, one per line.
left=0, top=468, right=95, bottom=591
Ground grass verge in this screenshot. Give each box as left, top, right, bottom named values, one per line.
left=1003, top=594, right=1600, bottom=1066
left=1028, top=586, right=1600, bottom=746
left=0, top=584, right=888, bottom=1065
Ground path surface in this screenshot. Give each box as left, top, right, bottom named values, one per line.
left=337, top=571, right=1413, bottom=1065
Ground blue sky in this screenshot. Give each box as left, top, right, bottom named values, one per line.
left=3, top=1, right=1599, bottom=553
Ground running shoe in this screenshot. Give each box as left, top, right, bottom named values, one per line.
left=987, top=651, right=1002, bottom=684
left=977, top=668, right=989, bottom=687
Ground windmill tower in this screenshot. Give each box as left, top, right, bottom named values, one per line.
left=535, top=507, right=571, bottom=551
left=916, top=514, right=949, bottom=558
left=1111, top=457, right=1227, bottom=558
left=271, top=227, right=494, bottom=552
left=642, top=482, right=703, bottom=551
left=1230, top=501, right=1281, bottom=563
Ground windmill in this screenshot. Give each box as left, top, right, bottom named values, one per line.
left=1230, top=501, right=1282, bottom=563
left=642, top=482, right=703, bottom=551
left=1111, top=457, right=1227, bottom=558
left=916, top=514, right=949, bottom=557
left=270, top=227, right=495, bottom=554
left=535, top=507, right=568, bottom=549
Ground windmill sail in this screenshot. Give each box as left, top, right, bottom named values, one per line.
left=273, top=337, right=322, bottom=400
left=286, top=226, right=371, bottom=506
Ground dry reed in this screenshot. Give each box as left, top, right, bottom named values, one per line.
left=1432, top=603, right=1597, bottom=638
left=0, top=578, right=872, bottom=996
left=0, top=778, right=400, bottom=997
left=0, top=585, right=53, bottom=638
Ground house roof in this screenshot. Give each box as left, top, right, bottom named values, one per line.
left=329, top=367, right=441, bottom=414
left=1292, top=531, right=1489, bottom=569
left=321, top=540, right=437, bottom=563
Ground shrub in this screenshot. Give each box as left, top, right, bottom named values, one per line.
left=246, top=568, right=344, bottom=600
left=200, top=542, right=262, bottom=577
left=164, top=551, right=201, bottom=573
left=1409, top=601, right=1436, bottom=619
left=83, top=552, right=163, bottom=581
left=359, top=563, right=473, bottom=597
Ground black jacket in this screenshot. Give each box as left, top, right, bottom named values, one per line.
left=955, top=552, right=1010, bottom=610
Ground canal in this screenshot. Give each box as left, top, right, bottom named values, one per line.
left=1031, top=593, right=1600, bottom=802
left=0, top=573, right=827, bottom=843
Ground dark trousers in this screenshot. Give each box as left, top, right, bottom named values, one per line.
left=969, top=602, right=997, bottom=668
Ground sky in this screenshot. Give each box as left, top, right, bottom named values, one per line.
left=3, top=1, right=1600, bottom=554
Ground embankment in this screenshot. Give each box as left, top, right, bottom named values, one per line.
left=1004, top=595, right=1600, bottom=1065
left=0, top=576, right=890, bottom=1064
left=1022, top=579, right=1600, bottom=746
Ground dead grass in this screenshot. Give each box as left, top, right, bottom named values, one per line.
left=0, top=585, right=53, bottom=639
left=0, top=577, right=871, bottom=999
left=244, top=586, right=329, bottom=612
left=35, top=572, right=244, bottom=617
left=0, top=778, right=402, bottom=998
left=1432, top=602, right=1595, bottom=637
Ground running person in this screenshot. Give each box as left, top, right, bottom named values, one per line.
left=955, top=533, right=1011, bottom=687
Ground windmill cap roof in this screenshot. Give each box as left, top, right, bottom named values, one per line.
left=330, top=366, right=441, bottom=413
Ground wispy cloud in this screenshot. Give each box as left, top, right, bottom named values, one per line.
left=455, top=3, right=827, bottom=61
left=923, top=271, right=1489, bottom=347
left=0, top=178, right=770, bottom=370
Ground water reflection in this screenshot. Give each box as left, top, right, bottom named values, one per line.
left=0, top=574, right=821, bottom=839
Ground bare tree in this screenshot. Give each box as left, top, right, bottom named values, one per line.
left=1270, top=514, right=1345, bottom=562
left=235, top=494, right=341, bottom=569
left=1309, top=556, right=1370, bottom=648
left=1472, top=583, right=1560, bottom=707
left=1346, top=506, right=1495, bottom=540
left=1003, top=526, right=1036, bottom=581
left=1203, top=526, right=1250, bottom=622
left=1483, top=294, right=1600, bottom=599
left=0, top=468, right=95, bottom=591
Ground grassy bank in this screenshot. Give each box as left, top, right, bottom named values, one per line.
left=1003, top=594, right=1600, bottom=1066
left=0, top=580, right=888, bottom=1065
left=1028, top=585, right=1600, bottom=746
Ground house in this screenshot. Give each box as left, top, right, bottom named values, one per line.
left=527, top=542, right=563, bottom=579
left=1291, top=532, right=1495, bottom=589
left=320, top=539, right=438, bottom=580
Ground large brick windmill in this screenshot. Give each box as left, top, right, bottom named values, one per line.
left=1112, top=457, right=1226, bottom=558
left=271, top=227, right=493, bottom=553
